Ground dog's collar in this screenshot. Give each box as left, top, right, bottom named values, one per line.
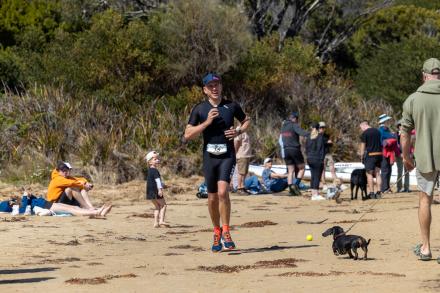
left=334, top=232, right=346, bottom=239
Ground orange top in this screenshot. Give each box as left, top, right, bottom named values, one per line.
left=47, top=169, right=88, bottom=202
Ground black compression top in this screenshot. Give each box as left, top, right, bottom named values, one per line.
left=187, top=99, right=246, bottom=153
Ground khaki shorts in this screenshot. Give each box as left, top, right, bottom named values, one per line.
left=236, top=158, right=250, bottom=175
left=324, top=154, right=335, bottom=167
left=416, top=169, right=439, bottom=196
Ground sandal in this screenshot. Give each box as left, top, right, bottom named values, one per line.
left=413, top=244, right=432, bottom=261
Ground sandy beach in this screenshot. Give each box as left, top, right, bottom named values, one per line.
left=1, top=177, right=440, bottom=292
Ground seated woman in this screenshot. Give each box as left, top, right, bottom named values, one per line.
left=261, top=158, right=288, bottom=193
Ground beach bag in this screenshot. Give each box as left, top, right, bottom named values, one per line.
left=196, top=182, right=208, bottom=199
left=0, top=200, right=12, bottom=213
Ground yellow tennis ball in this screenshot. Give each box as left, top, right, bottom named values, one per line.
left=306, top=234, right=313, bottom=241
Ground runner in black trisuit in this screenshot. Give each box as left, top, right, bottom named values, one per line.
left=184, top=73, right=250, bottom=252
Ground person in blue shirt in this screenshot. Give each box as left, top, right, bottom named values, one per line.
left=378, top=114, right=396, bottom=193
left=261, top=158, right=288, bottom=193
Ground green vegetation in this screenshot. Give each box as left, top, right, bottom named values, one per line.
left=0, top=0, right=435, bottom=184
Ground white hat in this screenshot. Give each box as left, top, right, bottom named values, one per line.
left=264, top=158, right=272, bottom=164
left=63, top=162, right=72, bottom=169
left=318, top=121, right=326, bottom=128
left=378, top=114, right=392, bottom=124
left=57, top=161, right=72, bottom=170
left=145, top=151, right=159, bottom=162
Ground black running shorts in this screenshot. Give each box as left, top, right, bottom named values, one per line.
left=203, top=152, right=236, bottom=193
left=57, top=191, right=81, bottom=207
left=283, top=147, right=304, bottom=165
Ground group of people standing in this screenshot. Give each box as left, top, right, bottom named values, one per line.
left=278, top=114, right=335, bottom=200
left=158, top=57, right=440, bottom=260
left=359, top=114, right=413, bottom=200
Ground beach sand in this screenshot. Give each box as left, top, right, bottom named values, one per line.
left=0, top=177, right=439, bottom=292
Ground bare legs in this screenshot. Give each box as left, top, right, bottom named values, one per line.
left=419, top=192, right=433, bottom=256
left=50, top=203, right=112, bottom=216
left=366, top=168, right=382, bottom=194
left=65, top=188, right=95, bottom=209
left=237, top=173, right=245, bottom=190
left=287, top=164, right=305, bottom=185
left=208, top=181, right=230, bottom=228
left=152, top=198, right=167, bottom=228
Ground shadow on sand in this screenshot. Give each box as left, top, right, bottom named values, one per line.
left=0, top=267, right=59, bottom=284
left=0, top=277, right=56, bottom=285
left=224, top=244, right=319, bottom=255
left=0, top=267, right=59, bottom=275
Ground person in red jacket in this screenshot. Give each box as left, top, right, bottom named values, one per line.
left=47, top=162, right=95, bottom=209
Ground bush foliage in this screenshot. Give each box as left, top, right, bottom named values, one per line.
left=0, top=0, right=435, bottom=184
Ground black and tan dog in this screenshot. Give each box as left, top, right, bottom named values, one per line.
left=350, top=169, right=368, bottom=200
left=322, top=226, right=370, bottom=260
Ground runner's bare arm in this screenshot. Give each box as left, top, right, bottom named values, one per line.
left=224, top=116, right=251, bottom=139
left=184, top=108, right=219, bottom=141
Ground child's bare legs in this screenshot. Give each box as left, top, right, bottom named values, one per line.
left=152, top=199, right=161, bottom=228
left=157, top=198, right=167, bottom=226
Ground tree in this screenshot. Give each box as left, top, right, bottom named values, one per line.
left=355, top=35, right=440, bottom=106
left=148, top=0, right=253, bottom=88
left=349, top=5, right=440, bottom=64
left=243, top=0, right=393, bottom=61
left=0, top=0, right=61, bottom=47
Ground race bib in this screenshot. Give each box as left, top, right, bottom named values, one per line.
left=206, top=144, right=227, bottom=155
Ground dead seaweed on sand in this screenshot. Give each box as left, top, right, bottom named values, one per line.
left=236, top=220, right=278, bottom=228
left=48, top=239, right=80, bottom=246
left=116, top=236, right=146, bottom=242
left=332, top=218, right=377, bottom=224
left=2, top=216, right=28, bottom=222
left=193, top=258, right=306, bottom=273
left=276, top=270, right=405, bottom=278
left=169, top=244, right=205, bottom=252
left=127, top=213, right=154, bottom=219
left=65, top=273, right=137, bottom=285
left=297, top=219, right=328, bottom=225
left=87, top=262, right=104, bottom=266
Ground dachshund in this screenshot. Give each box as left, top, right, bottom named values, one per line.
left=350, top=169, right=368, bottom=200
left=322, top=226, right=370, bottom=260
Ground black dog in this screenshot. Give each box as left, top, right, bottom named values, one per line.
left=322, top=226, right=370, bottom=260
left=350, top=169, right=368, bottom=200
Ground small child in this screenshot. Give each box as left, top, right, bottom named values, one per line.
left=145, top=151, right=168, bottom=228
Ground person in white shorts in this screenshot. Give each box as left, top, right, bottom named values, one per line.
left=401, top=58, right=440, bottom=261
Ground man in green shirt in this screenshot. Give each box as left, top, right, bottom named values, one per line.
left=401, top=58, right=440, bottom=261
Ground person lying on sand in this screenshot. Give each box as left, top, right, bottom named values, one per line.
left=23, top=191, right=112, bottom=217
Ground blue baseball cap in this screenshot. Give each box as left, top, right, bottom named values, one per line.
left=202, top=73, right=221, bottom=85
left=289, top=112, right=299, bottom=118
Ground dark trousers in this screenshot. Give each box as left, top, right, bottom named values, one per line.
left=381, top=156, right=392, bottom=192
left=308, top=159, right=324, bottom=190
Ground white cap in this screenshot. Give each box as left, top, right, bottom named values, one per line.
left=145, top=151, right=159, bottom=162
left=57, top=161, right=72, bottom=170
left=378, top=114, right=392, bottom=124
left=264, top=157, right=272, bottom=164
left=318, top=121, right=326, bottom=128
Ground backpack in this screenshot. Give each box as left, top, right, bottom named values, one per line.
left=196, top=182, right=208, bottom=199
